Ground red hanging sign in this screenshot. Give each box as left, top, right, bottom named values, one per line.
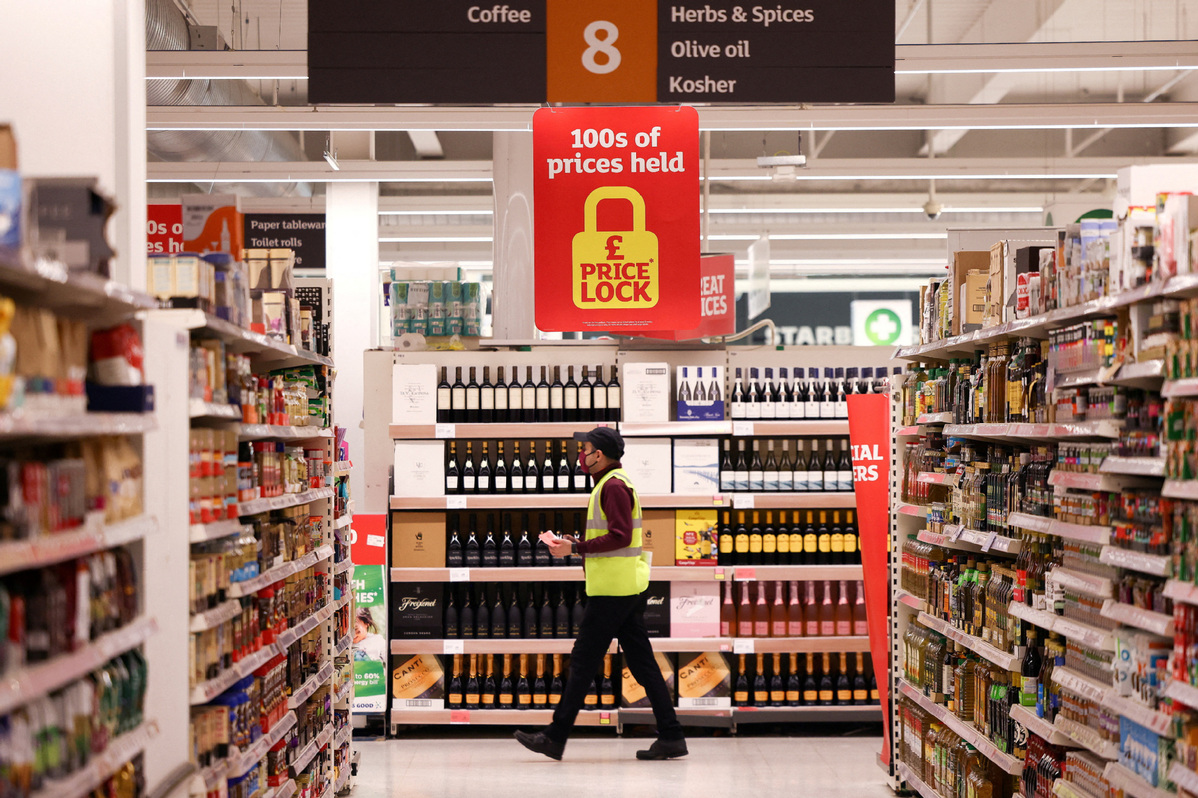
left=639, top=252, right=734, bottom=341
left=848, top=392, right=893, bottom=767
left=146, top=203, right=183, bottom=255
left=533, top=105, right=700, bottom=333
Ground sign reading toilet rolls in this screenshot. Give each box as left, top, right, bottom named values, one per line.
left=532, top=105, right=700, bottom=333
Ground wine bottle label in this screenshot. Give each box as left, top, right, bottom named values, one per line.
left=593, top=390, right=607, bottom=409
left=734, top=691, right=749, bottom=703
left=835, top=402, right=848, bottom=419
left=392, top=655, right=444, bottom=699
left=844, top=535, right=858, bottom=554
left=511, top=476, right=524, bottom=491
left=499, top=694, right=513, bottom=705
left=467, top=390, right=480, bottom=410
left=791, top=399, right=805, bottom=418
left=760, top=400, right=775, bottom=418
left=601, top=695, right=615, bottom=707
left=746, top=401, right=761, bottom=419
left=786, top=690, right=800, bottom=702
left=564, top=390, right=577, bottom=409
left=779, top=472, right=794, bottom=492
left=836, top=621, right=851, bottom=635
left=820, top=622, right=834, bottom=635
left=803, top=689, right=818, bottom=702
left=449, top=692, right=463, bottom=704
left=854, top=621, right=868, bottom=636
left=837, top=689, right=852, bottom=702
left=734, top=470, right=748, bottom=492
left=466, top=692, right=480, bottom=703
left=853, top=689, right=868, bottom=701
left=535, top=693, right=547, bottom=704
left=483, top=694, right=495, bottom=706
left=495, top=475, right=507, bottom=490
left=789, top=535, right=802, bottom=553
left=452, top=387, right=466, bottom=407
left=557, top=474, right=570, bottom=490
left=762, top=536, right=776, bottom=554
left=574, top=474, right=586, bottom=490
left=584, top=695, right=598, bottom=706
left=437, top=387, right=451, bottom=408
left=838, top=471, right=853, bottom=491
left=509, top=389, right=522, bottom=410
left=820, top=401, right=833, bottom=418
left=446, top=476, right=458, bottom=491
left=823, top=474, right=834, bottom=491
left=776, top=403, right=790, bottom=420
left=749, top=534, right=762, bottom=553
left=519, top=695, right=532, bottom=705
left=536, top=387, right=550, bottom=408
left=731, top=401, right=746, bottom=419
left=788, top=623, right=803, bottom=636
left=550, top=387, right=564, bottom=407
left=720, top=473, right=734, bottom=492
left=831, top=534, right=844, bottom=553
left=464, top=475, right=476, bottom=490
left=763, top=471, right=779, bottom=492
left=481, top=391, right=494, bottom=410
left=749, top=470, right=763, bottom=491
left=772, top=622, right=786, bottom=636
left=804, top=534, right=817, bottom=552
left=578, top=390, right=591, bottom=409
left=720, top=536, right=733, bottom=554
left=523, top=387, right=536, bottom=408
left=755, top=691, right=768, bottom=703
left=607, top=388, right=620, bottom=408
left=495, top=391, right=508, bottom=410
left=870, top=689, right=879, bottom=701
left=819, top=689, right=833, bottom=701
left=818, top=537, right=831, bottom=554
left=478, top=475, right=490, bottom=490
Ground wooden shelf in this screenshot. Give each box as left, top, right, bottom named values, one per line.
left=898, top=681, right=1022, bottom=775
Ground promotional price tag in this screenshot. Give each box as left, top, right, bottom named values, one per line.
left=732, top=494, right=755, bottom=509
left=449, top=568, right=471, bottom=582
left=732, top=421, right=754, bottom=437
left=447, top=496, right=467, bottom=510
left=947, top=525, right=964, bottom=542
left=443, top=640, right=465, bottom=655
left=734, top=567, right=755, bottom=581
left=713, top=567, right=726, bottom=581
left=435, top=424, right=456, bottom=439
left=449, top=710, right=470, bottom=725
left=981, top=531, right=998, bottom=553
left=733, top=638, right=755, bottom=654
left=600, top=712, right=612, bottom=725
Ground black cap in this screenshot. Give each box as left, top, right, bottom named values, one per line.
left=573, top=426, right=625, bottom=460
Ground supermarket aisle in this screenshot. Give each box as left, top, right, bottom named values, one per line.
left=353, top=732, right=893, bottom=797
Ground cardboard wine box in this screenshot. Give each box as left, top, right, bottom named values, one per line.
left=672, top=439, right=719, bottom=496
left=391, top=654, right=445, bottom=709
left=390, top=511, right=446, bottom=568
left=621, top=437, right=672, bottom=494
left=643, top=581, right=671, bottom=638
left=669, top=583, right=720, bottom=638
left=621, top=652, right=676, bottom=708
left=389, top=582, right=444, bottom=639
left=676, top=651, right=732, bottom=709
left=674, top=509, right=718, bottom=565
left=676, top=365, right=725, bottom=421
left=393, top=440, right=446, bottom=497
left=622, top=362, right=670, bottom=423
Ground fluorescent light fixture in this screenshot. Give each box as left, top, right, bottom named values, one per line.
left=710, top=232, right=948, bottom=241
left=323, top=151, right=340, bottom=171
left=899, top=65, right=1198, bottom=75
left=706, top=173, right=1117, bottom=182
left=379, top=236, right=494, bottom=243
left=379, top=209, right=494, bottom=216
left=706, top=206, right=1044, bottom=215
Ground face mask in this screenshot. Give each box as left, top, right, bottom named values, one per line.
left=579, top=448, right=596, bottom=474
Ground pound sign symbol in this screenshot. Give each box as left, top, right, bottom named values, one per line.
left=605, top=234, right=624, bottom=260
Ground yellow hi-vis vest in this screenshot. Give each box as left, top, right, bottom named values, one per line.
left=583, top=468, right=650, bottom=596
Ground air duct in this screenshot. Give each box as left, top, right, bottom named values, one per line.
left=145, top=0, right=311, bottom=197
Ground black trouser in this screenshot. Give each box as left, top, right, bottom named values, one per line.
left=546, top=590, right=684, bottom=743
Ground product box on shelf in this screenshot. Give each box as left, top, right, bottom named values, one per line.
left=392, top=363, right=437, bottom=423
left=641, top=510, right=671, bottom=558
left=950, top=250, right=990, bottom=335
left=643, top=582, right=671, bottom=637
left=0, top=124, right=17, bottom=252
left=183, top=193, right=244, bottom=256
left=676, top=651, right=731, bottom=709
left=390, top=511, right=446, bottom=568
left=622, top=438, right=672, bottom=495
left=676, top=365, right=724, bottom=421
left=389, top=582, right=444, bottom=639
left=393, top=441, right=445, bottom=497
left=621, top=652, right=676, bottom=708
left=1015, top=245, right=1052, bottom=320
left=674, top=509, right=718, bottom=566
left=984, top=242, right=1006, bottom=327
left=391, top=654, right=446, bottom=709
left=622, top=362, right=670, bottom=423
left=673, top=439, right=719, bottom=496
left=669, top=583, right=719, bottom=637
left=1119, top=716, right=1171, bottom=788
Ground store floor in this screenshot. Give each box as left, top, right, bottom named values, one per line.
left=353, top=726, right=893, bottom=797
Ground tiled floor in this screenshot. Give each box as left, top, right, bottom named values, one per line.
left=351, top=729, right=895, bottom=797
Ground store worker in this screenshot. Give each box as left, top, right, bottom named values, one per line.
left=516, top=426, right=687, bottom=761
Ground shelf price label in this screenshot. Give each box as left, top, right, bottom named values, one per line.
left=443, top=640, right=465, bottom=655
left=732, top=494, right=754, bottom=509
left=435, top=424, right=456, bottom=439
left=449, top=568, right=471, bottom=582
left=449, top=710, right=470, bottom=725
left=732, top=421, right=754, bottom=437
left=733, top=638, right=755, bottom=654
left=599, top=712, right=612, bottom=725
left=981, top=531, right=998, bottom=553
left=447, top=496, right=467, bottom=510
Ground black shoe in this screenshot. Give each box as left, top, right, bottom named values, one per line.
left=514, top=730, right=565, bottom=761
left=636, top=738, right=688, bottom=760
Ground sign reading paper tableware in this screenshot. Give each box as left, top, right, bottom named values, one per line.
left=308, top=1, right=894, bottom=104
left=533, top=105, right=700, bottom=333
left=243, top=213, right=327, bottom=271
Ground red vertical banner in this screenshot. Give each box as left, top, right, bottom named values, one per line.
left=350, top=513, right=388, bottom=567
left=847, top=393, right=893, bottom=766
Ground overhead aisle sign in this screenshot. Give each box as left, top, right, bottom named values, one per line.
left=533, top=105, right=700, bottom=333
left=309, top=1, right=894, bottom=104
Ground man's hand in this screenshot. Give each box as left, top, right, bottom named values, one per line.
left=547, top=535, right=573, bottom=558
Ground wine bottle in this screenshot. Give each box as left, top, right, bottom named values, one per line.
left=550, top=655, right=564, bottom=706
left=818, top=653, right=834, bottom=706
left=830, top=511, right=844, bottom=565
left=552, top=511, right=568, bottom=568
left=482, top=516, right=499, bottom=567
left=571, top=587, right=584, bottom=636
left=733, top=439, right=749, bottom=492
left=770, top=653, right=786, bottom=707
left=522, top=587, right=537, bottom=638
left=753, top=578, right=770, bottom=636
left=817, top=513, right=831, bottom=565
left=836, top=652, right=852, bottom=705
left=465, top=654, right=481, bottom=708
left=776, top=368, right=792, bottom=420
left=539, top=584, right=554, bottom=637
left=821, top=440, right=835, bottom=492
left=794, top=440, right=809, bottom=492
left=786, top=653, right=801, bottom=706
left=533, top=654, right=549, bottom=708
left=577, top=367, right=593, bottom=423
left=719, top=511, right=734, bottom=566
left=549, top=366, right=565, bottom=423
left=568, top=512, right=585, bottom=568
left=445, top=587, right=460, bottom=638
left=745, top=368, right=762, bottom=420
left=499, top=654, right=514, bottom=707
left=482, top=655, right=497, bottom=708
left=507, top=366, right=523, bottom=423
left=818, top=580, right=835, bottom=635
left=510, top=441, right=524, bottom=493
left=852, top=580, right=868, bottom=636
left=787, top=580, right=803, bottom=636
left=760, top=368, right=776, bottom=419
left=572, top=441, right=588, bottom=493
left=802, top=653, right=818, bottom=705
left=465, top=367, right=481, bottom=423
left=678, top=366, right=692, bottom=410
left=731, top=368, right=746, bottom=419
left=749, top=511, right=763, bottom=567
left=734, top=511, right=749, bottom=565
left=516, top=654, right=532, bottom=709
left=460, top=586, right=476, bottom=638
left=804, top=580, right=820, bottom=636
left=480, top=366, right=495, bottom=424
left=791, top=367, right=807, bottom=419
left=437, top=366, right=452, bottom=423
left=770, top=580, right=787, bottom=637
left=708, top=367, right=722, bottom=409
left=447, top=654, right=463, bottom=708
left=499, top=513, right=516, bottom=567
left=517, top=522, right=533, bottom=567
left=494, top=441, right=508, bottom=494
left=465, top=514, right=481, bottom=568
left=536, top=366, right=551, bottom=424
left=737, top=581, right=753, bottom=637
left=507, top=585, right=521, bottom=635
left=834, top=367, right=848, bottom=419
left=452, top=366, right=467, bottom=423
left=844, top=511, right=859, bottom=565
left=821, top=368, right=836, bottom=419
left=494, top=366, right=508, bottom=423
left=748, top=440, right=764, bottom=492
left=733, top=654, right=750, bottom=706
left=802, top=511, right=818, bottom=566
left=788, top=513, right=803, bottom=566
left=592, top=365, right=608, bottom=421
left=525, top=442, right=539, bottom=495
left=720, top=581, right=736, bottom=636
left=763, top=440, right=779, bottom=492
left=777, top=440, right=793, bottom=492
left=462, top=442, right=477, bottom=494
left=1021, top=630, right=1042, bottom=707
left=541, top=440, right=555, bottom=494
left=446, top=441, right=461, bottom=495
left=775, top=511, right=790, bottom=564
left=600, top=655, right=616, bottom=708
left=490, top=589, right=506, bottom=638
left=534, top=512, right=551, bottom=567
left=719, top=439, right=734, bottom=493
left=752, top=653, right=769, bottom=706
left=761, top=512, right=777, bottom=566
left=835, top=580, right=852, bottom=636
left=555, top=589, right=570, bottom=638
left=606, top=365, right=621, bottom=422
left=556, top=441, right=571, bottom=493
left=521, top=366, right=536, bottom=424
left=853, top=652, right=869, bottom=705
left=837, top=441, right=854, bottom=493
left=447, top=515, right=464, bottom=568
left=477, top=441, right=492, bottom=494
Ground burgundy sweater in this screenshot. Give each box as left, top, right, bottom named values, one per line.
left=572, top=462, right=635, bottom=558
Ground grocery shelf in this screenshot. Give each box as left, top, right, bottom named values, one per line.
left=0, top=410, right=156, bottom=441
left=390, top=708, right=614, bottom=727
left=333, top=557, right=353, bottom=575
left=1163, top=678, right=1198, bottom=709
left=1007, top=512, right=1110, bottom=545
left=1009, top=703, right=1075, bottom=747
left=1102, top=691, right=1174, bottom=737
left=0, top=615, right=157, bottom=715
left=392, top=565, right=584, bottom=583
left=188, top=399, right=241, bottom=420
left=897, top=763, right=943, bottom=798
left=0, top=513, right=157, bottom=577
left=334, top=678, right=353, bottom=706
left=228, top=548, right=323, bottom=598
left=334, top=514, right=352, bottom=529
left=239, top=486, right=334, bottom=517
left=391, top=491, right=856, bottom=511
left=392, top=636, right=872, bottom=656
left=391, top=421, right=611, bottom=440
left=1162, top=480, right=1198, bottom=500
left=393, top=494, right=590, bottom=510
left=333, top=460, right=352, bottom=474
left=1054, top=715, right=1119, bottom=760
left=154, top=308, right=333, bottom=369
left=1099, top=600, right=1174, bottom=637
left=1110, top=359, right=1166, bottom=387
left=276, top=600, right=335, bottom=650
left=190, top=598, right=243, bottom=633
left=942, top=421, right=1122, bottom=441
left=240, top=423, right=333, bottom=441
left=916, top=412, right=953, bottom=425
left=917, top=611, right=1020, bottom=670
left=389, top=564, right=861, bottom=583
left=897, top=502, right=927, bottom=518
left=732, top=564, right=865, bottom=581
left=334, top=591, right=352, bottom=611
left=1164, top=579, right=1198, bottom=606
left=1168, top=762, right=1198, bottom=797
left=289, top=661, right=335, bottom=710
left=394, top=638, right=603, bottom=656
left=335, top=633, right=352, bottom=658
left=1051, top=616, right=1115, bottom=652
left=625, top=421, right=733, bottom=437
left=271, top=780, right=298, bottom=798
left=1051, top=667, right=1111, bottom=704
left=1163, top=377, right=1198, bottom=398
left=334, top=725, right=351, bottom=750
left=189, top=518, right=249, bottom=544
left=30, top=720, right=159, bottom=798
left=0, top=258, right=158, bottom=324
left=1007, top=512, right=1053, bottom=534
left=918, top=526, right=1020, bottom=556
left=896, top=589, right=927, bottom=612
left=732, top=705, right=881, bottom=723
left=727, top=491, right=857, bottom=509
left=227, top=711, right=297, bottom=779
left=1008, top=601, right=1062, bottom=635
left=898, top=680, right=1023, bottom=775
left=192, top=760, right=228, bottom=795
left=897, top=425, right=921, bottom=436
left=1103, top=762, right=1174, bottom=798
left=1098, top=545, right=1171, bottom=577
left=1099, top=456, right=1167, bottom=477
left=915, top=472, right=957, bottom=485
left=1048, top=470, right=1157, bottom=491
left=1052, top=567, right=1114, bottom=599
left=292, top=725, right=333, bottom=774
left=1052, top=779, right=1105, bottom=798
left=728, top=419, right=851, bottom=436
left=333, top=766, right=350, bottom=798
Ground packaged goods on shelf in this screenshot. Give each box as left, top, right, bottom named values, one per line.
left=0, top=125, right=16, bottom=254
left=440, top=582, right=586, bottom=641
left=720, top=436, right=854, bottom=494
left=434, top=363, right=620, bottom=425
left=730, top=366, right=875, bottom=421
left=669, top=583, right=719, bottom=638
left=389, top=278, right=485, bottom=338
left=674, top=509, right=717, bottom=565
left=720, top=580, right=867, bottom=639
left=677, top=651, right=731, bottom=708
left=733, top=650, right=875, bottom=708
left=676, top=365, right=724, bottom=421
left=717, top=509, right=859, bottom=566
left=622, top=653, right=675, bottom=707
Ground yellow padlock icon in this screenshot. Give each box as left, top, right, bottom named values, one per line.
left=572, top=186, right=659, bottom=310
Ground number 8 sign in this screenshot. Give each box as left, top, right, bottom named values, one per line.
left=547, top=1, right=657, bottom=102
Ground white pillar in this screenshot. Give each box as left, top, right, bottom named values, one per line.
left=491, top=131, right=537, bottom=341
left=327, top=182, right=379, bottom=507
